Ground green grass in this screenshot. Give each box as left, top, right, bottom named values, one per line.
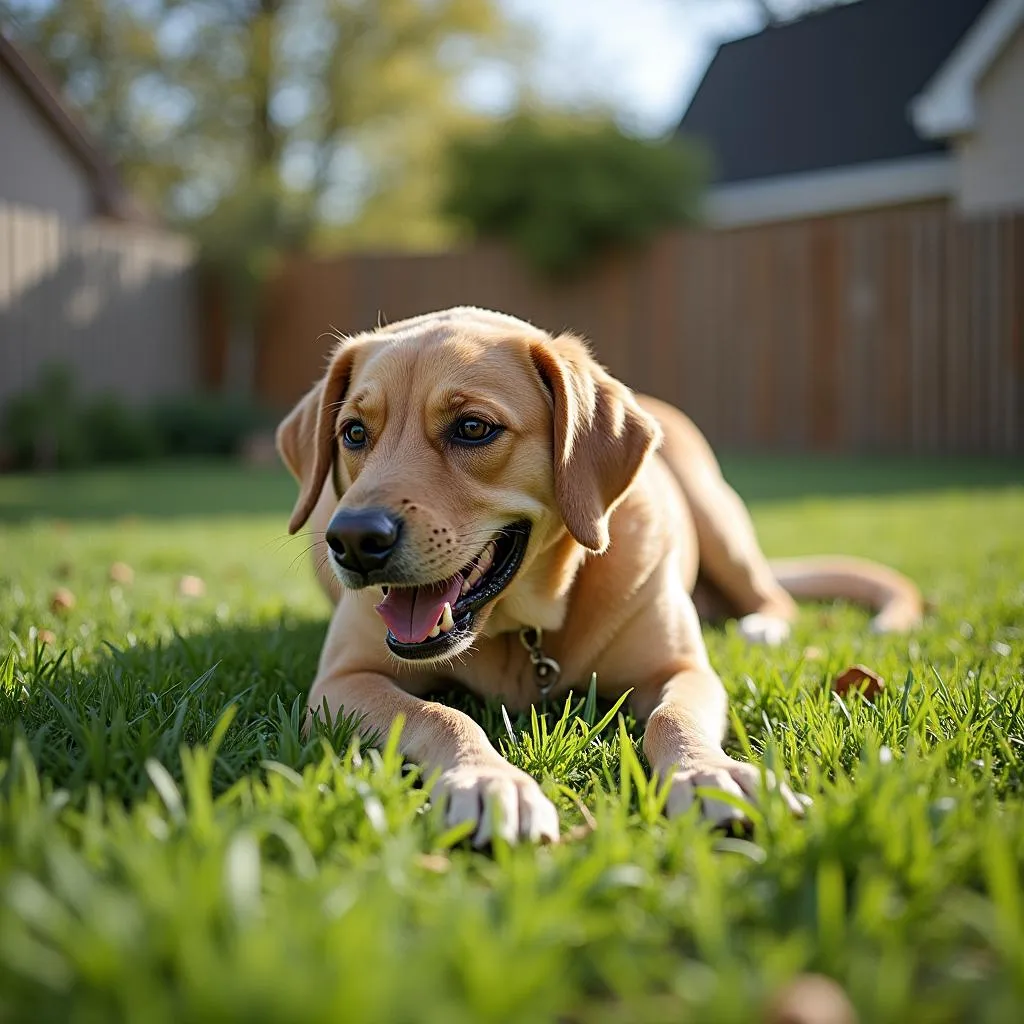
left=1, top=457, right=1022, bottom=1023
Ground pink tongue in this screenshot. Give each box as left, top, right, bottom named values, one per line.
left=374, top=577, right=463, bottom=644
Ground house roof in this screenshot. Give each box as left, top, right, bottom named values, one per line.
left=676, top=0, right=993, bottom=186
left=0, top=28, right=149, bottom=221
left=911, top=0, right=1024, bottom=138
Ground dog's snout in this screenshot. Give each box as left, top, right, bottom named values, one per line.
left=325, top=508, right=402, bottom=575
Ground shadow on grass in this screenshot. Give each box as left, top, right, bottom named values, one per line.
left=1, top=618, right=328, bottom=803
left=719, top=454, right=1023, bottom=504
left=1, top=616, right=633, bottom=805
left=0, top=460, right=296, bottom=523
left=2, top=455, right=1021, bottom=525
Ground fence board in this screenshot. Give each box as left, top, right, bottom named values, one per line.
left=256, top=202, right=1024, bottom=454
left=0, top=203, right=198, bottom=410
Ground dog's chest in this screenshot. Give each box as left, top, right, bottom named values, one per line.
left=454, top=630, right=565, bottom=713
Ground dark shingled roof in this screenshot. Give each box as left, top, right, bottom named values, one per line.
left=677, top=0, right=993, bottom=185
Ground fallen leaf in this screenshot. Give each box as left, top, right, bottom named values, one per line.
left=178, top=575, right=206, bottom=598
left=415, top=854, right=451, bottom=874
left=109, top=561, right=135, bottom=585
left=50, top=587, right=76, bottom=613
left=832, top=664, right=884, bottom=701
left=764, top=974, right=858, bottom=1024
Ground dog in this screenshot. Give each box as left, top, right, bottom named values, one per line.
left=277, top=307, right=922, bottom=845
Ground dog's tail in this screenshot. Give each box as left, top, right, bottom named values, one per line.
left=769, top=556, right=924, bottom=633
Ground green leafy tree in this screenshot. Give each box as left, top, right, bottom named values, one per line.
left=4, top=0, right=511, bottom=235
left=443, top=115, right=707, bottom=277
left=3, top=0, right=515, bottom=386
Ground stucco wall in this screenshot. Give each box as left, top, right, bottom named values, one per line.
left=956, top=26, right=1024, bottom=213
left=0, top=62, right=95, bottom=223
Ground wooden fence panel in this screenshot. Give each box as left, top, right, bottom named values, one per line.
left=0, top=203, right=198, bottom=409
left=259, top=203, right=1024, bottom=454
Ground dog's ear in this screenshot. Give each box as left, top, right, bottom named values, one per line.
left=530, top=334, right=661, bottom=552
left=276, top=343, right=358, bottom=534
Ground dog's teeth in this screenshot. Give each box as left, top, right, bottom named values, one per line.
left=428, top=624, right=441, bottom=639
left=440, top=602, right=454, bottom=633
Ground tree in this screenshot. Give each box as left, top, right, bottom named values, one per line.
left=2, top=0, right=512, bottom=237
left=2, top=0, right=515, bottom=388
left=443, top=115, right=707, bottom=278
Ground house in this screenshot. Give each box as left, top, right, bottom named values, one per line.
left=0, top=28, right=142, bottom=223
left=677, top=0, right=1024, bottom=226
left=0, top=28, right=197, bottom=421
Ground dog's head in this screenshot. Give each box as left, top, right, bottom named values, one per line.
left=277, top=307, right=661, bottom=663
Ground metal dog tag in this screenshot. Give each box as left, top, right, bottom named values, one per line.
left=519, top=626, right=562, bottom=698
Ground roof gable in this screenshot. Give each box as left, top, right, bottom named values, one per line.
left=0, top=29, right=145, bottom=221
left=678, top=0, right=993, bottom=185
left=911, top=0, right=1024, bottom=138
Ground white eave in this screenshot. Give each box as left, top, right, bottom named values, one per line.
left=910, top=0, right=1024, bottom=139
left=704, top=155, right=955, bottom=228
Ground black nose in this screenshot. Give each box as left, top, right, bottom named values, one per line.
left=325, top=508, right=402, bottom=575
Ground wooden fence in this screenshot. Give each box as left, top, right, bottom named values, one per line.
left=0, top=202, right=199, bottom=410
left=254, top=201, right=1024, bottom=454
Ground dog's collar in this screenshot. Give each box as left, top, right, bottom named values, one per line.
left=519, top=627, right=561, bottom=698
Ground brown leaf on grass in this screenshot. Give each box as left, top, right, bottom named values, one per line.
left=109, top=562, right=135, bottom=585
left=832, top=664, right=884, bottom=701
left=764, top=973, right=858, bottom=1024
left=49, top=587, right=76, bottom=613
left=415, top=854, right=451, bottom=874
left=178, top=575, right=206, bottom=598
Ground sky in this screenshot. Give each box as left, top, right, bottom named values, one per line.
left=481, top=0, right=764, bottom=135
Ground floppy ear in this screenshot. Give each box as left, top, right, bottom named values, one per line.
left=530, top=334, right=662, bottom=553
left=276, top=343, right=358, bottom=534
left=275, top=380, right=322, bottom=485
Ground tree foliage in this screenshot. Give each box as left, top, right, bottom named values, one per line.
left=443, top=116, right=706, bottom=277
left=3, top=0, right=513, bottom=294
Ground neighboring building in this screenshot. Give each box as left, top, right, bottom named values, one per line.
left=677, top=0, right=1024, bottom=226
left=0, top=29, right=197, bottom=420
left=0, top=29, right=141, bottom=223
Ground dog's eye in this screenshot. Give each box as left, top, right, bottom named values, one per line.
left=341, top=421, right=368, bottom=449
left=453, top=417, right=501, bottom=445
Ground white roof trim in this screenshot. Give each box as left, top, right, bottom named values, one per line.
left=704, top=156, right=955, bottom=227
left=910, top=0, right=1024, bottom=139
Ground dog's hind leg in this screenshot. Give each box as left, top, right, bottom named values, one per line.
left=639, top=397, right=796, bottom=643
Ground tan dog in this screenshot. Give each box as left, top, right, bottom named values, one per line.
left=278, top=307, right=922, bottom=845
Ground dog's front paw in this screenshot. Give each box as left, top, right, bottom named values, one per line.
left=436, top=761, right=560, bottom=847
left=666, top=756, right=806, bottom=827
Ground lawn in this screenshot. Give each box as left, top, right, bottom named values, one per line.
left=1, top=456, right=1023, bottom=1023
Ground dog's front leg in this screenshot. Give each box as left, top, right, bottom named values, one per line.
left=636, top=664, right=806, bottom=825
left=307, top=672, right=560, bottom=846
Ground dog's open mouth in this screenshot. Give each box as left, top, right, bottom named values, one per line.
left=375, top=521, right=531, bottom=660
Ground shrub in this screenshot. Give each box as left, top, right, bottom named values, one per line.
left=1, top=365, right=275, bottom=471
left=80, top=397, right=164, bottom=463
left=149, top=395, right=276, bottom=458
left=442, top=115, right=707, bottom=276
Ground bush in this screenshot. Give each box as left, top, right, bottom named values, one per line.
left=80, top=397, right=164, bottom=463
left=1, top=366, right=91, bottom=470
left=443, top=115, right=707, bottom=277
left=1, top=365, right=275, bottom=471
left=149, top=395, right=276, bottom=458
